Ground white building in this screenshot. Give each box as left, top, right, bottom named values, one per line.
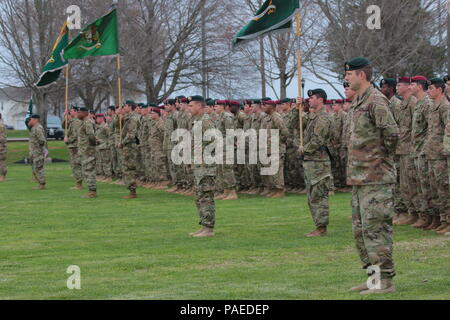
left=0, top=87, right=30, bottom=130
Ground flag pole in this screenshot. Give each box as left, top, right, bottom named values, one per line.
left=64, top=28, right=70, bottom=138
left=117, top=54, right=123, bottom=142
left=296, top=6, right=303, bottom=148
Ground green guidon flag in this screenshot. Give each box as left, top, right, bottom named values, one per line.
left=63, top=8, right=119, bottom=60
left=232, top=0, right=299, bottom=47
left=25, top=98, right=33, bottom=130
left=35, top=22, right=69, bottom=87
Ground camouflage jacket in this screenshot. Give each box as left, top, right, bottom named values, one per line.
left=411, top=95, right=432, bottom=156
left=389, top=95, right=403, bottom=124
left=96, top=122, right=110, bottom=150
left=107, top=119, right=115, bottom=146
left=303, top=108, right=333, bottom=162
left=139, top=116, right=152, bottom=148
left=215, top=111, right=235, bottom=136
left=65, top=118, right=82, bottom=149
left=424, top=96, right=450, bottom=160
left=191, top=113, right=216, bottom=176
left=0, top=119, right=7, bottom=146
left=121, top=113, right=139, bottom=146
left=347, top=86, right=399, bottom=186
left=29, top=123, right=47, bottom=156
left=341, top=111, right=351, bottom=150
left=177, top=110, right=191, bottom=130
left=78, top=119, right=96, bottom=154
left=283, top=110, right=299, bottom=149
left=163, top=111, right=178, bottom=151
left=395, top=95, right=417, bottom=155
left=331, top=111, right=345, bottom=148
left=234, top=111, right=247, bottom=129
left=260, top=111, right=288, bottom=154
left=149, top=118, right=165, bottom=152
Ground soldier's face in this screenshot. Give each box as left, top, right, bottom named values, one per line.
left=344, top=71, right=361, bottom=91
left=427, top=85, right=442, bottom=100
left=189, top=102, right=202, bottom=115
left=396, top=83, right=411, bottom=97
left=78, top=111, right=88, bottom=120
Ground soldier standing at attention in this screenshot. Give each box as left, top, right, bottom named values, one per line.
left=95, top=114, right=112, bottom=182
left=0, top=113, right=7, bottom=182
left=119, top=101, right=139, bottom=199
left=148, top=107, right=170, bottom=189
left=77, top=107, right=97, bottom=198
left=106, top=106, right=119, bottom=180
left=425, top=78, right=450, bottom=233
left=188, top=96, right=217, bottom=238
left=164, top=99, right=180, bottom=193
left=28, top=114, right=47, bottom=190
left=63, top=106, right=83, bottom=189
left=344, top=57, right=399, bottom=295
left=260, top=100, right=289, bottom=199
left=379, top=78, right=407, bottom=224
left=296, top=89, right=333, bottom=237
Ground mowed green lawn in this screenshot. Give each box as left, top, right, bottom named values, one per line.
left=0, top=142, right=449, bottom=300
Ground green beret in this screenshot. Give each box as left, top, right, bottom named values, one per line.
left=262, top=97, right=272, bottom=102
left=108, top=106, right=116, bottom=111
left=343, top=81, right=350, bottom=88
left=125, top=100, right=135, bottom=105
left=31, top=114, right=40, bottom=119
left=428, top=78, right=445, bottom=86
left=307, top=88, right=327, bottom=97
left=380, top=78, right=397, bottom=87
left=206, top=99, right=215, bottom=106
left=252, top=99, right=262, bottom=105
left=188, top=95, right=205, bottom=103
left=79, top=107, right=89, bottom=112
left=280, top=98, right=291, bottom=104
left=166, top=99, right=176, bottom=105
left=345, top=57, right=371, bottom=71
left=71, top=106, right=79, bottom=111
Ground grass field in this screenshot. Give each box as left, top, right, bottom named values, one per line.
left=0, top=142, right=449, bottom=300
left=6, top=130, right=29, bottom=139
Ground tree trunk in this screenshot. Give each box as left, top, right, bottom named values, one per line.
left=259, top=39, right=267, bottom=98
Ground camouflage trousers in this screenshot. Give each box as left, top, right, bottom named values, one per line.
left=251, top=163, right=263, bottom=190
left=69, top=147, right=83, bottom=183
left=136, top=147, right=145, bottom=180
left=414, top=155, right=433, bottom=216
left=193, top=170, right=216, bottom=228
left=285, top=148, right=305, bottom=189
left=428, top=159, right=450, bottom=222
left=338, top=148, right=348, bottom=188
left=304, top=161, right=331, bottom=228
left=260, top=154, right=285, bottom=190
left=235, top=148, right=252, bottom=190
left=97, top=148, right=112, bottom=178
left=352, top=184, right=395, bottom=279
left=151, top=149, right=168, bottom=182
left=217, top=161, right=237, bottom=191
left=0, top=146, right=7, bottom=177
left=183, top=164, right=194, bottom=188
left=110, top=146, right=120, bottom=178
left=31, top=154, right=45, bottom=184
left=393, top=156, right=407, bottom=214
left=399, top=155, right=419, bottom=214
left=81, top=148, right=96, bottom=191
left=142, top=146, right=153, bottom=182
left=122, top=144, right=138, bottom=192
left=166, top=149, right=177, bottom=185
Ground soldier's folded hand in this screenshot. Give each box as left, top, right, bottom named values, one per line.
left=298, top=146, right=305, bottom=156
left=64, top=136, right=69, bottom=144
left=296, top=97, right=304, bottom=105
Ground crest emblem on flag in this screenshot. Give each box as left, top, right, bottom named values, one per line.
left=79, top=25, right=101, bottom=51
left=253, top=0, right=276, bottom=21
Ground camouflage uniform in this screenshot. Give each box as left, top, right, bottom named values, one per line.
left=107, top=118, right=119, bottom=178
left=191, top=113, right=216, bottom=228
left=177, top=110, right=194, bottom=189
left=164, top=110, right=179, bottom=186
left=65, top=118, right=83, bottom=184
left=234, top=111, right=252, bottom=190
left=215, top=111, right=236, bottom=192
left=394, top=95, right=419, bottom=216
left=424, top=96, right=450, bottom=224
left=260, top=111, right=288, bottom=190
left=283, top=109, right=305, bottom=190
left=78, top=118, right=97, bottom=191
left=121, top=113, right=139, bottom=192
left=0, top=119, right=7, bottom=178
left=96, top=122, right=112, bottom=178
left=411, top=95, right=433, bottom=218
left=389, top=95, right=408, bottom=215
left=140, top=115, right=153, bottom=183
left=348, top=86, right=399, bottom=279
left=331, top=111, right=346, bottom=188
left=340, top=111, right=351, bottom=187
left=299, top=108, right=332, bottom=228
left=113, top=115, right=123, bottom=179
left=250, top=112, right=266, bottom=190
left=149, top=117, right=168, bottom=183
left=135, top=113, right=145, bottom=180
left=29, top=123, right=47, bottom=185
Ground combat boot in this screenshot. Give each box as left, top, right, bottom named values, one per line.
left=412, top=215, right=428, bottom=228
left=404, top=213, right=419, bottom=225
left=392, top=213, right=400, bottom=224
left=396, top=213, right=412, bottom=225
left=189, top=228, right=205, bottom=237
left=192, top=227, right=215, bottom=238
left=435, top=222, right=449, bottom=232
left=260, top=188, right=271, bottom=196
left=0, top=176, right=5, bottom=182
left=305, top=227, right=327, bottom=238
left=123, top=190, right=137, bottom=199
left=70, top=182, right=83, bottom=190
left=436, top=223, right=450, bottom=235
left=215, top=191, right=226, bottom=200
left=81, top=191, right=97, bottom=199
left=349, top=282, right=369, bottom=292
left=184, top=188, right=195, bottom=196
left=418, top=215, right=433, bottom=229
left=166, top=185, right=177, bottom=193
left=33, top=183, right=46, bottom=190
left=222, top=189, right=238, bottom=201
left=424, top=216, right=440, bottom=231
left=269, top=189, right=285, bottom=199
left=360, top=279, right=396, bottom=295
